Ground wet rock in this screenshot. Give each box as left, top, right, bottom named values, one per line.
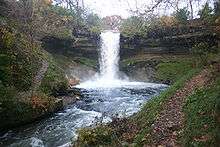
left=69, top=78, right=80, bottom=87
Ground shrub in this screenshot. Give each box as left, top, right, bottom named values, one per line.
left=75, top=126, right=114, bottom=146
left=191, top=42, right=218, bottom=66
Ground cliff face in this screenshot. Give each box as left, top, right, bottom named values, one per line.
left=42, top=33, right=100, bottom=60
left=120, top=25, right=219, bottom=58
left=42, top=25, right=219, bottom=61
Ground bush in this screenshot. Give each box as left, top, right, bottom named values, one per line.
left=191, top=42, right=218, bottom=66
left=75, top=126, right=114, bottom=146
left=0, top=27, right=40, bottom=91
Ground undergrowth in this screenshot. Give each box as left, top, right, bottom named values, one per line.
left=183, top=74, right=220, bottom=147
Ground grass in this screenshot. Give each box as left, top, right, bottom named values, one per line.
left=74, top=64, right=201, bottom=146
left=73, top=57, right=98, bottom=69
left=155, top=60, right=195, bottom=84
left=52, top=54, right=76, bottom=70
left=183, top=74, right=220, bottom=147
left=39, top=54, right=68, bottom=96
left=132, top=67, right=201, bottom=146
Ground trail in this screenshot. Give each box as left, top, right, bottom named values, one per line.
left=150, top=68, right=213, bottom=146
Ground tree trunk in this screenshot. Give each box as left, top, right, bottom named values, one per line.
left=189, top=0, right=193, bottom=19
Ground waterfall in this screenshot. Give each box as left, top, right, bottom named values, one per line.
left=76, top=30, right=157, bottom=89
left=99, top=31, right=120, bottom=81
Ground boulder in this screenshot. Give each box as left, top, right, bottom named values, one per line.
left=69, top=78, right=80, bottom=87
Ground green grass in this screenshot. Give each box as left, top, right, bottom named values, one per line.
left=75, top=66, right=201, bottom=146
left=52, top=54, right=75, bottom=70
left=156, top=60, right=195, bottom=84
left=183, top=75, right=220, bottom=147
left=132, top=68, right=201, bottom=146
left=39, top=54, right=68, bottom=96
left=73, top=57, right=98, bottom=69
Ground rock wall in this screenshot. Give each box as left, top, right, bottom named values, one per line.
left=120, top=26, right=219, bottom=59
left=42, top=33, right=100, bottom=60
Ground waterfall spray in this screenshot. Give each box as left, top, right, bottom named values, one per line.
left=99, top=31, right=120, bottom=81
left=76, top=30, right=161, bottom=89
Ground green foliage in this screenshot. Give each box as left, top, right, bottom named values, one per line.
left=0, top=25, right=68, bottom=129
left=86, top=13, right=102, bottom=34
left=198, top=3, right=214, bottom=23
left=191, top=42, right=218, bottom=65
left=173, top=7, right=190, bottom=24
left=0, top=27, right=40, bottom=91
left=75, top=126, right=114, bottom=146
left=120, top=16, right=146, bottom=37
left=133, top=68, right=201, bottom=145
left=156, top=60, right=194, bottom=84
left=40, top=57, right=68, bottom=96
left=183, top=75, right=220, bottom=146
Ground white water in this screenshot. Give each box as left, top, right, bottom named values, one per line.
left=76, top=31, right=165, bottom=89
left=99, top=31, right=120, bottom=80
left=0, top=31, right=168, bottom=147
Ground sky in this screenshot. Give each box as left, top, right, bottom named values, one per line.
left=82, top=0, right=214, bottom=18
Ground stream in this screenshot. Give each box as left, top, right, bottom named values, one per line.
left=0, top=83, right=167, bottom=147
left=0, top=31, right=167, bottom=147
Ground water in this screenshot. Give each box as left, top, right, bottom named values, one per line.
left=0, top=31, right=167, bottom=147
left=0, top=86, right=166, bottom=147
left=99, top=31, right=120, bottom=80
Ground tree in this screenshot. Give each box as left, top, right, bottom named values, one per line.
left=198, top=3, right=214, bottom=23
left=173, top=7, right=190, bottom=24
left=85, top=13, right=102, bottom=33
left=159, top=16, right=177, bottom=27
left=214, top=0, right=220, bottom=16
left=120, top=16, right=146, bottom=37
left=191, top=42, right=218, bottom=65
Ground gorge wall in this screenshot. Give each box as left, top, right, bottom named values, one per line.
left=120, top=25, right=219, bottom=59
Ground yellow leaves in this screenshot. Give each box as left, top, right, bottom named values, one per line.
left=193, top=135, right=211, bottom=142
left=0, top=28, right=15, bottom=49
left=159, top=16, right=177, bottom=27
left=31, top=95, right=47, bottom=111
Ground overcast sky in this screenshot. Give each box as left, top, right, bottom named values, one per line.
left=82, top=0, right=214, bottom=18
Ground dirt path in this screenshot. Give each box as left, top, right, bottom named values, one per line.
left=150, top=69, right=213, bottom=146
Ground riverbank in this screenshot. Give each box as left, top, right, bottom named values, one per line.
left=74, top=53, right=220, bottom=146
